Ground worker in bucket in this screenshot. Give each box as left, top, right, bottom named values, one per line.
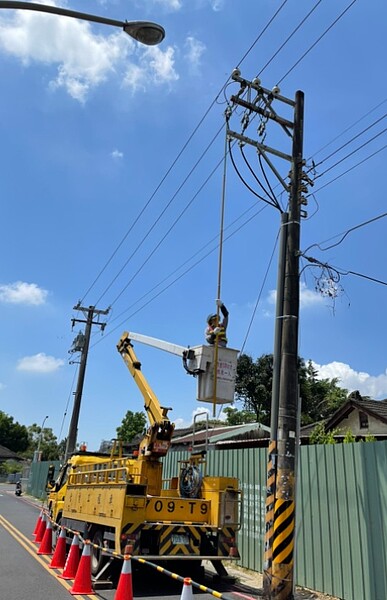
left=205, top=299, right=229, bottom=347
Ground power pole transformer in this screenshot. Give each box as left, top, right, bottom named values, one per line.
left=64, top=303, right=109, bottom=460
left=228, top=71, right=307, bottom=600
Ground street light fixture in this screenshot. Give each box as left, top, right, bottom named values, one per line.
left=0, top=2, right=165, bottom=46
left=34, top=415, right=49, bottom=462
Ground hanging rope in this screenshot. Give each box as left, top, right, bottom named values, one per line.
left=212, top=113, right=230, bottom=417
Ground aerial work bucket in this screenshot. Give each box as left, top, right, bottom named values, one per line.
left=186, top=345, right=239, bottom=405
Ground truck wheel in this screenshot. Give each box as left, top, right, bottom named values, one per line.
left=91, top=530, right=106, bottom=576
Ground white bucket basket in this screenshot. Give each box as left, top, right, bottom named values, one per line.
left=187, top=345, right=239, bottom=404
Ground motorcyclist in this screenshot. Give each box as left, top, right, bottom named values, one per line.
left=15, top=481, right=22, bottom=496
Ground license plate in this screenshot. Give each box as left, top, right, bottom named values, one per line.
left=172, top=534, right=189, bottom=545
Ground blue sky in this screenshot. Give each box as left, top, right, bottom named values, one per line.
left=0, top=0, right=386, bottom=451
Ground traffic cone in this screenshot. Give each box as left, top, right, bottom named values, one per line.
left=37, top=517, right=53, bottom=555
left=49, top=527, right=67, bottom=569
left=33, top=509, right=43, bottom=537
left=180, top=577, right=193, bottom=600
left=34, top=512, right=47, bottom=544
left=58, top=534, right=80, bottom=580
left=69, top=542, right=94, bottom=595
left=114, top=557, right=133, bottom=600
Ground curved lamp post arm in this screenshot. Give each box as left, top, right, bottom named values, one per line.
left=0, top=1, right=165, bottom=45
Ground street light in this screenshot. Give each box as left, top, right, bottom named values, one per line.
left=34, top=415, right=49, bottom=462
left=0, top=2, right=165, bottom=46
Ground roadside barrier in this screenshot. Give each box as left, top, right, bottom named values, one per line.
left=69, top=542, right=94, bottom=595
left=37, top=517, right=53, bottom=555
left=59, top=534, right=80, bottom=580
left=49, top=528, right=67, bottom=569
left=114, top=555, right=133, bottom=600
left=39, top=512, right=235, bottom=599
left=180, top=577, right=193, bottom=600
left=34, top=511, right=47, bottom=544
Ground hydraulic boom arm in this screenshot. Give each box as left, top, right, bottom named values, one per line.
left=117, top=332, right=175, bottom=458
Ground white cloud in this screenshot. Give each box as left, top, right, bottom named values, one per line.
left=268, top=282, right=324, bottom=310
left=210, top=0, right=225, bottom=11
left=111, top=149, right=124, bottom=159
left=17, top=353, right=64, bottom=373
left=0, top=5, right=178, bottom=102
left=0, top=281, right=48, bottom=305
left=153, top=0, right=182, bottom=10
left=184, top=36, right=206, bottom=72
left=313, top=360, right=387, bottom=400
left=123, top=45, right=178, bottom=91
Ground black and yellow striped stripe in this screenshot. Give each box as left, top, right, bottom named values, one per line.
left=263, top=440, right=276, bottom=593
left=271, top=498, right=295, bottom=599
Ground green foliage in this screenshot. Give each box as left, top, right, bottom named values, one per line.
left=25, top=424, right=61, bottom=461
left=235, top=354, right=273, bottom=424
left=0, top=411, right=29, bottom=453
left=343, top=429, right=356, bottom=443
left=364, top=434, right=376, bottom=442
left=235, top=354, right=348, bottom=427
left=309, top=422, right=337, bottom=444
left=223, top=407, right=257, bottom=425
left=116, top=410, right=147, bottom=443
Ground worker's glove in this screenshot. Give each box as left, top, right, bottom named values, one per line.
left=216, top=299, right=223, bottom=308
left=213, top=327, right=221, bottom=334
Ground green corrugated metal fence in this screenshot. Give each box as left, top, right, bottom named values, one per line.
left=165, top=442, right=387, bottom=600
left=27, top=460, right=61, bottom=499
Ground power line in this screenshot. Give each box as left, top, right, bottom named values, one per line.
left=303, top=211, right=387, bottom=254
left=313, top=113, right=386, bottom=168
left=91, top=202, right=269, bottom=345
left=277, top=0, right=357, bottom=85
left=80, top=2, right=289, bottom=304
left=240, top=229, right=280, bottom=353
left=307, top=98, right=387, bottom=160
left=311, top=144, right=387, bottom=194
left=315, top=126, right=387, bottom=179
left=257, top=0, right=323, bottom=77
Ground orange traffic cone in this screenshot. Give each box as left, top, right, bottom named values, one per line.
left=114, top=557, right=133, bottom=600
left=37, top=517, right=53, bottom=555
left=69, top=542, right=94, bottom=595
left=49, top=527, right=67, bottom=569
left=58, top=534, right=80, bottom=580
left=180, top=577, right=193, bottom=600
left=33, top=509, right=43, bottom=537
left=34, top=512, right=47, bottom=544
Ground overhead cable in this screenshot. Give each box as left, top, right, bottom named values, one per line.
left=277, top=0, right=357, bottom=85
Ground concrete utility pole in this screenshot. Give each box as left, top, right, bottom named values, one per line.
left=228, top=72, right=306, bottom=600
left=64, top=304, right=109, bottom=460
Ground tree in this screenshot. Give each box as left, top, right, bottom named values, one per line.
left=309, top=422, right=337, bottom=444
left=235, top=354, right=273, bottom=424
left=26, top=424, right=61, bottom=461
left=116, top=411, right=147, bottom=443
left=0, top=411, right=29, bottom=452
left=223, top=407, right=256, bottom=426
left=235, top=353, right=348, bottom=426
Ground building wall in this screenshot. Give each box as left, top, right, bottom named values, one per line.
left=335, top=408, right=387, bottom=435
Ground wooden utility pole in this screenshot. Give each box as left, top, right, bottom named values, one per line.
left=64, top=303, right=109, bottom=460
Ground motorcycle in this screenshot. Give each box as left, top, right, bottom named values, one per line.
left=15, top=482, right=22, bottom=497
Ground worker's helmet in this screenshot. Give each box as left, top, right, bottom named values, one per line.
left=207, top=313, right=217, bottom=324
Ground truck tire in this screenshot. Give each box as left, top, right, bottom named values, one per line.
left=91, top=529, right=106, bottom=576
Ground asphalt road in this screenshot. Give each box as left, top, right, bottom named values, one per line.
left=0, top=484, right=260, bottom=600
